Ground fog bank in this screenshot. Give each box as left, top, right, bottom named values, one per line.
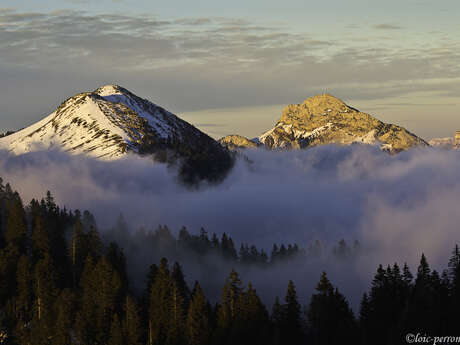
left=1, top=145, right=459, bottom=308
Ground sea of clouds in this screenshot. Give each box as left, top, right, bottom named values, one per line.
left=1, top=145, right=459, bottom=309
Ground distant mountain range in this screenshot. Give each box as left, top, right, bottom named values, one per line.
left=0, top=88, right=436, bottom=183
left=220, top=94, right=428, bottom=153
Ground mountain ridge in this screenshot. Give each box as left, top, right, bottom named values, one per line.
left=220, top=94, right=428, bottom=152
left=0, top=85, right=216, bottom=158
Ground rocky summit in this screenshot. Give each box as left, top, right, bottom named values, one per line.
left=218, top=135, right=259, bottom=150
left=256, top=94, right=427, bottom=152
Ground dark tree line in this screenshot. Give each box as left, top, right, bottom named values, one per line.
left=108, top=218, right=362, bottom=268
left=359, top=250, right=460, bottom=344
left=1, top=178, right=460, bottom=345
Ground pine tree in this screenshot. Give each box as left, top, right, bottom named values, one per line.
left=31, top=214, right=50, bottom=263
left=149, top=258, right=171, bottom=345
left=186, top=282, right=211, bottom=345
left=308, top=272, right=356, bottom=345
left=123, top=295, right=143, bottom=345
left=45, top=191, right=56, bottom=214
left=31, top=253, right=59, bottom=344
left=218, top=269, right=242, bottom=329
left=448, top=244, right=460, bottom=281
left=171, top=262, right=190, bottom=308
left=87, top=225, right=102, bottom=259
left=82, top=209, right=97, bottom=230
left=216, top=268, right=243, bottom=344
left=402, top=254, right=437, bottom=334
left=333, top=239, right=350, bottom=260
left=271, top=244, right=279, bottom=263
left=239, top=244, right=250, bottom=263
left=279, top=244, right=287, bottom=260
left=238, top=283, right=270, bottom=345
left=259, top=249, right=268, bottom=266
left=70, top=218, right=86, bottom=288
left=363, top=263, right=410, bottom=345
left=142, top=263, right=158, bottom=344
left=52, top=289, right=74, bottom=345
left=359, top=293, right=370, bottom=345
left=221, top=234, right=237, bottom=260
left=271, top=296, right=283, bottom=345
left=429, top=270, right=447, bottom=334
left=211, top=233, right=220, bottom=250
left=15, top=255, right=32, bottom=320
left=5, top=197, right=27, bottom=254
left=107, top=242, right=128, bottom=294
left=402, top=262, right=413, bottom=296
left=14, top=255, right=32, bottom=344
left=199, top=227, right=209, bottom=247
left=283, top=280, right=303, bottom=345
left=75, top=255, right=98, bottom=345
left=448, top=244, right=460, bottom=332
left=249, top=245, right=260, bottom=264
left=0, top=245, right=20, bottom=332
left=178, top=226, right=191, bottom=248
left=108, top=314, right=124, bottom=345
left=146, top=264, right=158, bottom=297
left=164, top=262, right=190, bottom=345
left=228, top=237, right=238, bottom=260
left=94, top=256, right=123, bottom=344
left=438, top=270, right=451, bottom=334
left=417, top=253, right=431, bottom=281
left=167, top=281, right=186, bottom=345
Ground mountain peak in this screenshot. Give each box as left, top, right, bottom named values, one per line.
left=299, top=93, right=349, bottom=115
left=0, top=85, right=231, bottom=161
left=94, top=84, right=126, bottom=97
left=303, top=93, right=346, bottom=105
left=258, top=94, right=427, bottom=152
left=218, top=134, right=259, bottom=150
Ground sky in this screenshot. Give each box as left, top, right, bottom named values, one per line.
left=0, top=0, right=459, bottom=140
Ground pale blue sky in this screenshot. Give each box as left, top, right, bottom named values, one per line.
left=1, top=0, right=459, bottom=139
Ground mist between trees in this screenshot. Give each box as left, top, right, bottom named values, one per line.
left=0, top=143, right=460, bottom=293
left=0, top=144, right=459, bottom=277
left=0, top=183, right=460, bottom=345
left=1, top=181, right=460, bottom=344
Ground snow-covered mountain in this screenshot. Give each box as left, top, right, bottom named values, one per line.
left=0, top=85, right=234, bottom=182
left=0, top=85, right=218, bottom=157
left=220, top=94, right=427, bottom=152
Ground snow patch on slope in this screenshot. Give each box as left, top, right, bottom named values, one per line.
left=95, top=85, right=181, bottom=140
left=352, top=130, right=378, bottom=145
left=259, top=122, right=335, bottom=147
left=0, top=85, right=199, bottom=160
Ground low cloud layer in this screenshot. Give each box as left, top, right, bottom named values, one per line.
left=1, top=146, right=459, bottom=308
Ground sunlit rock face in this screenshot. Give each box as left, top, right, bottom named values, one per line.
left=258, top=94, right=427, bottom=152
left=219, top=135, right=259, bottom=150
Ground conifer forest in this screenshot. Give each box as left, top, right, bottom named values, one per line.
left=0, top=177, right=459, bottom=345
